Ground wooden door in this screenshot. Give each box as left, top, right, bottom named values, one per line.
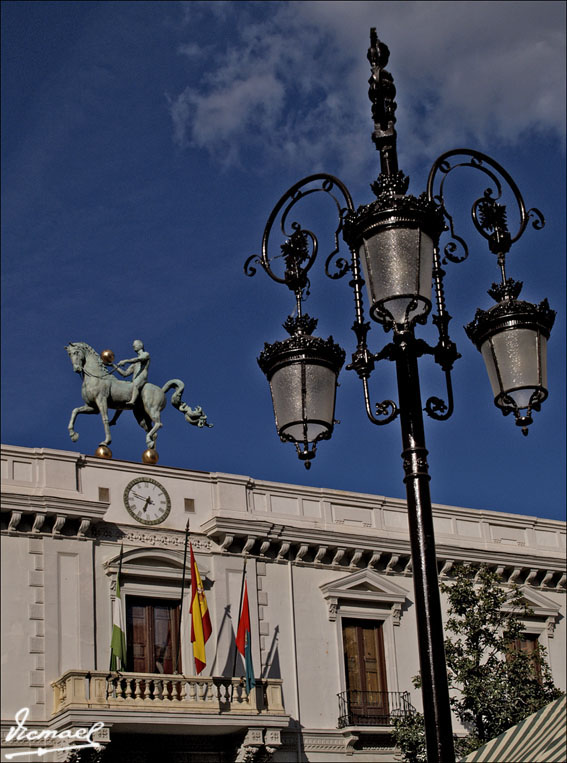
left=511, top=633, right=541, bottom=680
left=343, top=619, right=388, bottom=724
left=126, top=596, right=181, bottom=674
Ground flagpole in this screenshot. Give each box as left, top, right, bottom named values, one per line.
left=175, top=521, right=190, bottom=674
left=232, top=555, right=247, bottom=680
left=110, top=544, right=124, bottom=671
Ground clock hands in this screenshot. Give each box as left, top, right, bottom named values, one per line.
left=131, top=490, right=155, bottom=505
left=141, top=497, right=152, bottom=513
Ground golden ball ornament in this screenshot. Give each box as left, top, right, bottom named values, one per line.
left=95, top=445, right=113, bottom=459
left=101, top=349, right=115, bottom=365
left=142, top=448, right=159, bottom=465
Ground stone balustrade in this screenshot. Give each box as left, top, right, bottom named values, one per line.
left=52, top=670, right=285, bottom=716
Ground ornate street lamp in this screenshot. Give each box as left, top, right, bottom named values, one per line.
left=245, top=30, right=555, bottom=763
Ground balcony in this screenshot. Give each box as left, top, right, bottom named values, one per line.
left=52, top=670, right=286, bottom=718
left=337, top=690, right=414, bottom=728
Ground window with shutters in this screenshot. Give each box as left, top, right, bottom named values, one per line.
left=510, top=632, right=542, bottom=681
left=320, top=569, right=413, bottom=727
left=342, top=618, right=389, bottom=725
left=126, top=596, right=181, bottom=674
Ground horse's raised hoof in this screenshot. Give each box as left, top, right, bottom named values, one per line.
left=95, top=445, right=112, bottom=459
left=70, top=432, right=79, bottom=442
left=142, top=448, right=159, bottom=465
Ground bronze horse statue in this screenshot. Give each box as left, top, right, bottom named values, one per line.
left=65, top=342, right=210, bottom=450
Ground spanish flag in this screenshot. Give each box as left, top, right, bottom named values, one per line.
left=190, top=543, right=212, bottom=674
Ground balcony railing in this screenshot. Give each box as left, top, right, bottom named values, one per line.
left=337, top=690, right=414, bottom=728
left=52, top=670, right=285, bottom=717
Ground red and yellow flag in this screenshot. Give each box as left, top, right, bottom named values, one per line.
left=190, top=543, right=212, bottom=674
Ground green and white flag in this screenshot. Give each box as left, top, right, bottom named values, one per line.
left=110, top=546, right=127, bottom=671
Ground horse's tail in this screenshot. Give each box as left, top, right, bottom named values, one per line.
left=162, top=379, right=213, bottom=428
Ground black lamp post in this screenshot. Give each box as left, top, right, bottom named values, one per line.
left=245, top=30, right=555, bottom=763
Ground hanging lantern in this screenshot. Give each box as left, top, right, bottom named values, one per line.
left=465, top=280, right=555, bottom=435
left=344, top=176, right=444, bottom=330
left=257, top=315, right=345, bottom=467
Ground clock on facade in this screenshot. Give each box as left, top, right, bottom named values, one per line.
left=123, top=477, right=171, bottom=525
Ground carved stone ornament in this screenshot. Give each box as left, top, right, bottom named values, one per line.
left=259, top=540, right=271, bottom=556
left=331, top=548, right=346, bottom=566
left=8, top=512, right=22, bottom=532
left=243, top=537, right=256, bottom=554
left=52, top=516, right=65, bottom=535
left=94, top=525, right=211, bottom=551
left=32, top=514, right=46, bottom=534
left=328, top=597, right=339, bottom=622
left=392, top=603, right=402, bottom=626
left=367, top=551, right=382, bottom=569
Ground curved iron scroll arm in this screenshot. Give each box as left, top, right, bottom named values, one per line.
left=347, top=340, right=400, bottom=426
left=424, top=370, right=455, bottom=421
left=426, top=148, right=544, bottom=264
left=362, top=378, right=399, bottom=426
left=420, top=243, right=461, bottom=422
left=244, top=174, right=356, bottom=293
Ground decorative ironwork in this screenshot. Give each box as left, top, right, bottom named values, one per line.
left=283, top=314, right=318, bottom=337
left=426, top=148, right=545, bottom=265
left=244, top=173, right=355, bottom=298
left=246, top=29, right=554, bottom=763
left=367, top=27, right=399, bottom=176
left=257, top=332, right=345, bottom=374
left=370, top=170, right=409, bottom=198
left=465, top=291, right=555, bottom=349
left=337, top=690, right=415, bottom=728
left=488, top=278, right=523, bottom=303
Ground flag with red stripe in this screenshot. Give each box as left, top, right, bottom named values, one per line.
left=235, top=581, right=256, bottom=694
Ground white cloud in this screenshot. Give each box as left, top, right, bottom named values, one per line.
left=169, top=1, right=566, bottom=173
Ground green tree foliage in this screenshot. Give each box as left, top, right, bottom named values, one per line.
left=393, top=564, right=561, bottom=761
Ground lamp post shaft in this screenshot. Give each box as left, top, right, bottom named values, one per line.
left=394, top=330, right=456, bottom=763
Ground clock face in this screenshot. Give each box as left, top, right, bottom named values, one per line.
left=124, top=477, right=171, bottom=525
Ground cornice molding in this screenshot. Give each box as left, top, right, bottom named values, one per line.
left=1, top=492, right=108, bottom=518
left=201, top=515, right=566, bottom=590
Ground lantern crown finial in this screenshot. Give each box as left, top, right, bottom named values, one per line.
left=487, top=278, right=523, bottom=303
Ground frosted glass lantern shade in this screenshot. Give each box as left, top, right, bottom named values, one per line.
left=480, top=328, right=548, bottom=411
left=359, top=227, right=434, bottom=327
left=257, top=329, right=345, bottom=466
left=465, top=296, right=555, bottom=433
left=269, top=362, right=338, bottom=443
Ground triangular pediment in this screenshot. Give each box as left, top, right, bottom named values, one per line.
left=320, top=568, right=409, bottom=605
left=505, top=586, right=561, bottom=618
left=349, top=582, right=384, bottom=593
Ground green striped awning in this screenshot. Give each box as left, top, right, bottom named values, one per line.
left=460, top=694, right=566, bottom=763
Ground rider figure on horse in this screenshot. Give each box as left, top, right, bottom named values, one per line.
left=113, top=340, right=150, bottom=406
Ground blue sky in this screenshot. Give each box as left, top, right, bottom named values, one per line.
left=2, top=1, right=565, bottom=521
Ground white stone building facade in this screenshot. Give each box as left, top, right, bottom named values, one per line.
left=1, top=444, right=565, bottom=762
